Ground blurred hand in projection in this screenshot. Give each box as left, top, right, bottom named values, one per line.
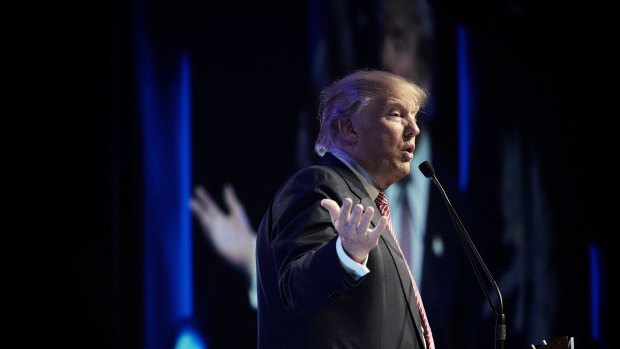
left=190, top=184, right=257, bottom=279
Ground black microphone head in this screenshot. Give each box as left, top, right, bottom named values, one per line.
left=418, top=161, right=435, bottom=178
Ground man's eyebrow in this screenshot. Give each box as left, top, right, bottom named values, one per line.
left=385, top=100, right=407, bottom=108
left=384, top=97, right=400, bottom=105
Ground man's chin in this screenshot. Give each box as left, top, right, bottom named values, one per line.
left=398, top=166, right=411, bottom=179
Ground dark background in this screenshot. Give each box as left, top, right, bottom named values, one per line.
left=13, top=0, right=615, bottom=348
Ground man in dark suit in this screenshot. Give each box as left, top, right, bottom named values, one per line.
left=256, top=70, right=434, bottom=348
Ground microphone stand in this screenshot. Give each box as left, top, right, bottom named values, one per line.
left=419, top=161, right=506, bottom=349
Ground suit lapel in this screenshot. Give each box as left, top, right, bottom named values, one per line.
left=322, top=153, right=425, bottom=345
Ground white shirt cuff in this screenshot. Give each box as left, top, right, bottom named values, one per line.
left=248, top=268, right=258, bottom=310
left=336, top=236, right=370, bottom=279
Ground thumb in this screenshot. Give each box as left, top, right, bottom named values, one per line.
left=320, top=199, right=340, bottom=224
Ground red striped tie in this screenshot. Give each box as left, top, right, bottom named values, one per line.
left=375, top=191, right=435, bottom=349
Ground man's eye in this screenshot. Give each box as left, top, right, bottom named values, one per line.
left=388, top=111, right=400, bottom=118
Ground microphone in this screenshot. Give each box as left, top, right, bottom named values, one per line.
left=419, top=161, right=506, bottom=349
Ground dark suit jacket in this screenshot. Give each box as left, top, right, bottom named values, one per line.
left=256, top=153, right=426, bottom=349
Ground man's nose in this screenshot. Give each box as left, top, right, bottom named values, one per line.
left=405, top=116, right=420, bottom=137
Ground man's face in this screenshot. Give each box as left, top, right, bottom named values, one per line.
left=350, top=88, right=420, bottom=189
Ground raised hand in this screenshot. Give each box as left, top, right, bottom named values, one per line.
left=320, top=198, right=387, bottom=263
left=190, top=184, right=256, bottom=277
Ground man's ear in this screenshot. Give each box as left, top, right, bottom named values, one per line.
left=338, top=118, right=358, bottom=142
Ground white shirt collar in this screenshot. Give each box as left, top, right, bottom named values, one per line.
left=328, top=147, right=381, bottom=200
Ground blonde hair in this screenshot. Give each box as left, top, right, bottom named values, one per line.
left=314, top=69, right=427, bottom=156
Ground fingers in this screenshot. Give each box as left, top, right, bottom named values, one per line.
left=320, top=198, right=342, bottom=224
left=367, top=215, right=387, bottom=241
left=338, top=198, right=353, bottom=226
left=193, top=185, right=209, bottom=206
left=189, top=199, right=201, bottom=216
left=358, top=206, right=375, bottom=234
left=190, top=185, right=226, bottom=235
left=195, top=186, right=223, bottom=216
left=350, top=203, right=366, bottom=234
left=322, top=199, right=382, bottom=262
left=321, top=198, right=379, bottom=240
left=223, top=184, right=246, bottom=216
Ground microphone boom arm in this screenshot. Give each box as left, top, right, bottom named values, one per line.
left=419, top=161, right=506, bottom=349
